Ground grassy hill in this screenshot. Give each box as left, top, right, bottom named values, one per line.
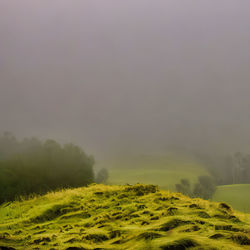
left=106, top=154, right=209, bottom=191
left=0, top=184, right=249, bottom=249
left=213, top=184, right=250, bottom=213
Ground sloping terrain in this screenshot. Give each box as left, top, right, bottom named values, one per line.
left=0, top=184, right=249, bottom=249
left=106, top=154, right=209, bottom=191
left=213, top=184, right=250, bottom=213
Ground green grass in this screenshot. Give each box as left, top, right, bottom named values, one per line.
left=213, top=184, right=250, bottom=213
left=0, top=184, right=249, bottom=249
left=106, top=153, right=209, bottom=191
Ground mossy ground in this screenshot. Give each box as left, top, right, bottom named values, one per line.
left=0, top=184, right=249, bottom=249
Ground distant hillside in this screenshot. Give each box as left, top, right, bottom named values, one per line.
left=213, top=184, right=250, bottom=213
left=106, top=154, right=209, bottom=191
left=0, top=184, right=249, bottom=249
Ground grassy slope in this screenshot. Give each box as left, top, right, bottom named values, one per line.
left=213, top=184, right=250, bottom=213
left=0, top=184, right=249, bottom=249
left=107, top=154, right=209, bottom=191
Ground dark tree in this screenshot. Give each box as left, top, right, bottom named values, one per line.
left=95, top=168, right=109, bottom=184
left=175, top=176, right=216, bottom=200
left=193, top=176, right=216, bottom=199
left=175, top=178, right=191, bottom=196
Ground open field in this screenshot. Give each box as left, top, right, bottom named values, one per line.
left=213, top=184, right=250, bottom=213
left=0, top=184, right=249, bottom=249
left=106, top=154, right=209, bottom=191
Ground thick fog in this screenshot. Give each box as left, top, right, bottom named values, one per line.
left=1, top=1, right=250, bottom=159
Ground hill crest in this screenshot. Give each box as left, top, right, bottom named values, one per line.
left=0, top=184, right=249, bottom=249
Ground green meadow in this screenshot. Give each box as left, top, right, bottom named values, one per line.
left=213, top=184, right=250, bottom=213
left=106, top=154, right=209, bottom=191
left=106, top=155, right=250, bottom=214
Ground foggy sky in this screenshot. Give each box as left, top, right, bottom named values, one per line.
left=1, top=1, right=250, bottom=158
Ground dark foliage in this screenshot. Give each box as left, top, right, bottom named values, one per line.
left=176, top=176, right=216, bottom=200
left=193, top=176, right=216, bottom=199
left=175, top=178, right=191, bottom=196
left=0, top=133, right=94, bottom=203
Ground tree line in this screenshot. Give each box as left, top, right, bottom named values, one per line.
left=0, top=132, right=96, bottom=203
left=196, top=152, right=250, bottom=185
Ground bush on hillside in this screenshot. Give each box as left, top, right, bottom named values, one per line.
left=95, top=168, right=109, bottom=183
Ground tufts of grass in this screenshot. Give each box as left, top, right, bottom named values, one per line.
left=84, top=233, right=109, bottom=243
left=159, top=237, right=199, bottom=249
left=197, top=211, right=211, bottom=218
left=231, top=233, right=250, bottom=245
left=137, top=231, right=163, bottom=240
left=158, top=218, right=192, bottom=231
